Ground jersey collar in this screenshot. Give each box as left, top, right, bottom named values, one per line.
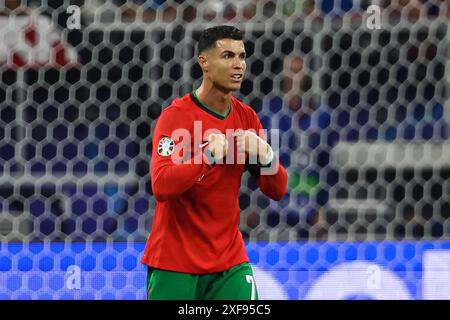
left=190, top=90, right=232, bottom=120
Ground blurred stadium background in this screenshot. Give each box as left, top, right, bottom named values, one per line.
left=0, top=0, right=449, bottom=299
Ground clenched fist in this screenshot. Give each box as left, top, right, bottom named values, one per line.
left=205, top=133, right=228, bottom=163
left=233, top=130, right=274, bottom=166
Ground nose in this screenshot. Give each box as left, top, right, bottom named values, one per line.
left=233, top=56, right=243, bottom=69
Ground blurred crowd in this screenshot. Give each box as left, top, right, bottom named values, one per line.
left=107, top=0, right=450, bottom=23
left=2, top=1, right=449, bottom=23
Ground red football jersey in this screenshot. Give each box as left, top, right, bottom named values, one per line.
left=141, top=92, right=287, bottom=274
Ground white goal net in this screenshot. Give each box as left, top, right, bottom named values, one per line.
left=0, top=0, right=449, bottom=244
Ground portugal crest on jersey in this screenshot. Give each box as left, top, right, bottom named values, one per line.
left=158, top=137, right=175, bottom=156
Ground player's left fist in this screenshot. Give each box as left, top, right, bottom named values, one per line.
left=233, top=130, right=274, bottom=166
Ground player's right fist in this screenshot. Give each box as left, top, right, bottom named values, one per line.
left=206, top=133, right=228, bottom=163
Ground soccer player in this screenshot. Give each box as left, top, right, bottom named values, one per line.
left=141, top=25, right=288, bottom=300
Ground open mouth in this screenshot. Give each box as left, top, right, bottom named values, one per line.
left=231, top=74, right=243, bottom=81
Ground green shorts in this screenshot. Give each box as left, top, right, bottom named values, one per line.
left=146, top=262, right=259, bottom=300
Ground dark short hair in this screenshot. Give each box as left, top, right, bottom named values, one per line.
left=198, top=25, right=243, bottom=54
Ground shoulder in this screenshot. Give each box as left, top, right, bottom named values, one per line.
left=162, top=93, right=192, bottom=113
left=158, top=93, right=194, bottom=118
left=231, top=96, right=259, bottom=117
left=231, top=96, right=260, bottom=124
left=155, top=93, right=195, bottom=128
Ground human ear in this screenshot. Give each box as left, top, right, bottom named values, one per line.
left=198, top=55, right=208, bottom=72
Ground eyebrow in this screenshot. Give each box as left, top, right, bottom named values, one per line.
left=221, top=50, right=247, bottom=56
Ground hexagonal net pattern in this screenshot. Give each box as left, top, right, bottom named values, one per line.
left=0, top=1, right=449, bottom=245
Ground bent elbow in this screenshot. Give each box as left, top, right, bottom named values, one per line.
left=261, top=183, right=287, bottom=201
left=151, top=180, right=171, bottom=203
left=271, top=188, right=287, bottom=201
left=152, top=190, right=169, bottom=203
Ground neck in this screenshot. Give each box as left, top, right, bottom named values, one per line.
left=195, top=82, right=232, bottom=116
